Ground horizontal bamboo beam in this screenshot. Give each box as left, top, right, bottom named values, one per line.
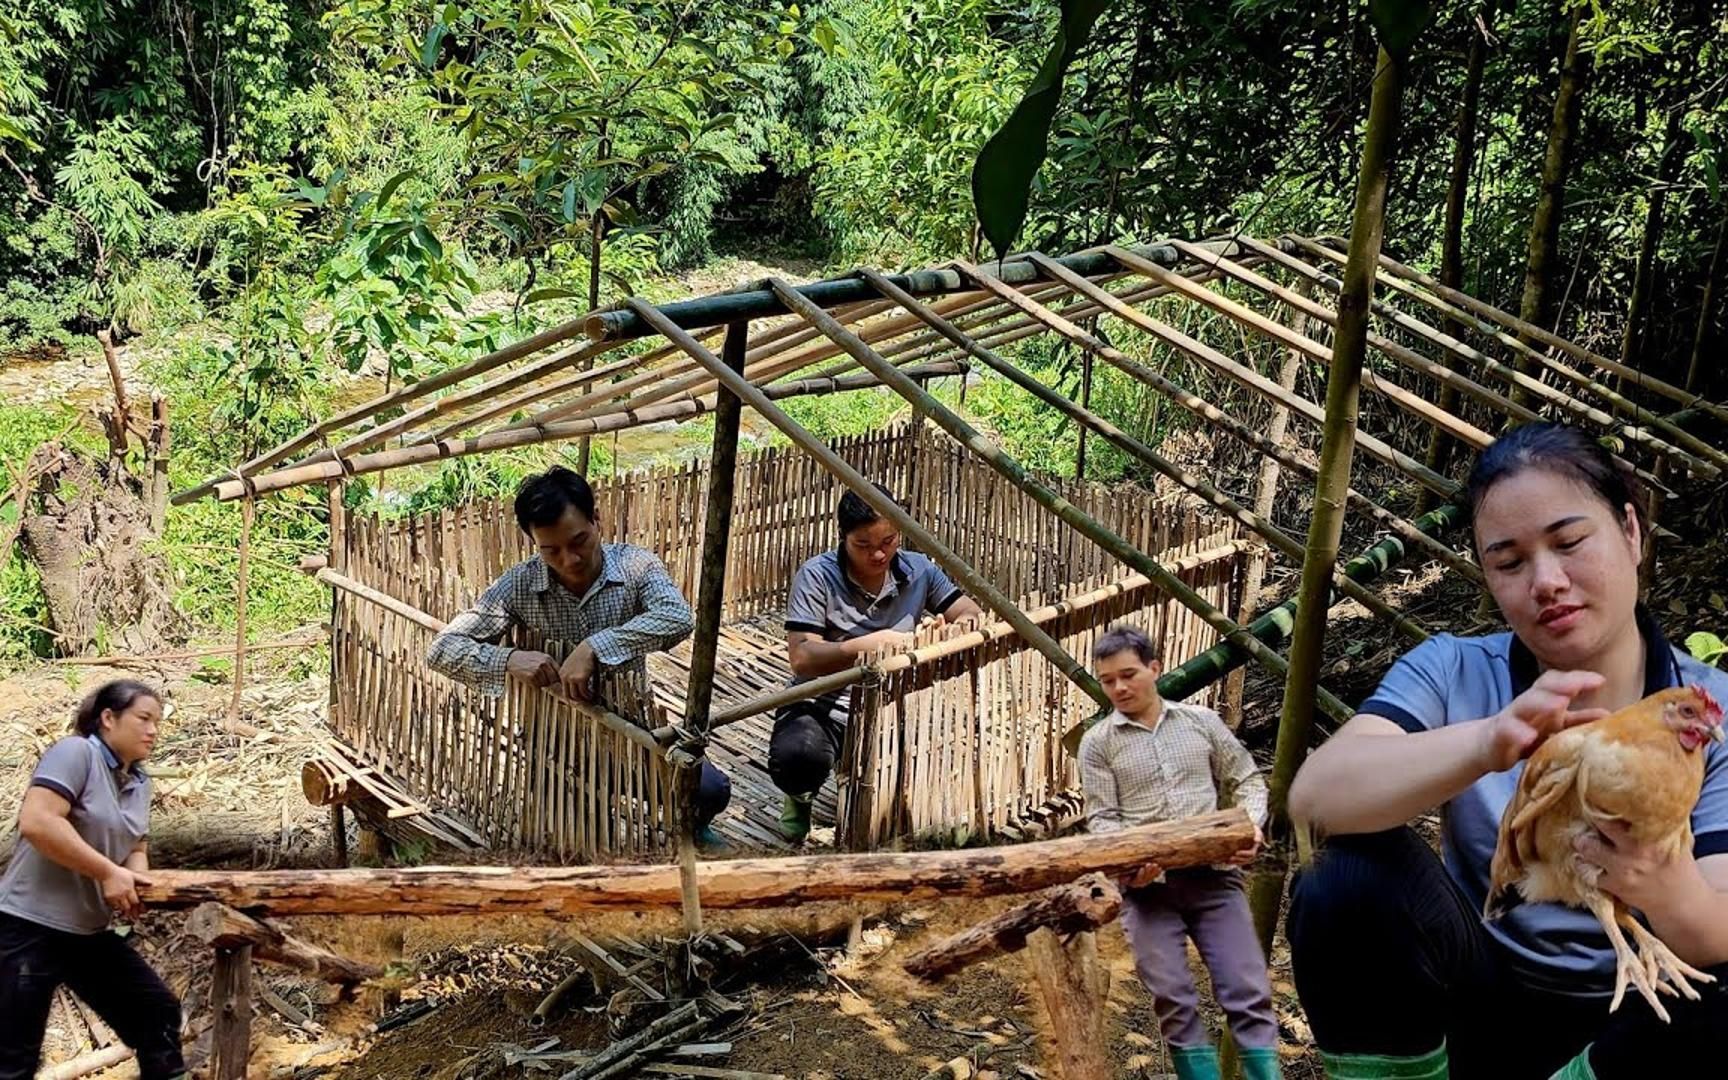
left=136, top=809, right=1254, bottom=914
left=707, top=542, right=1247, bottom=729
left=584, top=241, right=1241, bottom=342
left=174, top=315, right=597, bottom=505
left=204, top=361, right=944, bottom=501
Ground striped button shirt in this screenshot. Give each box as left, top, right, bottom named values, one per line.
left=426, top=544, right=695, bottom=697
left=1077, top=701, right=1268, bottom=836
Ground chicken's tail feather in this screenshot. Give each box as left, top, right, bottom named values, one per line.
left=1483, top=882, right=1523, bottom=921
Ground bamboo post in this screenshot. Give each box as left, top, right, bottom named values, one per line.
left=1686, top=213, right=1727, bottom=395
left=148, top=396, right=169, bottom=533
left=678, top=321, right=750, bottom=933
left=1254, top=44, right=1404, bottom=957
left=831, top=273, right=1340, bottom=726
left=227, top=496, right=256, bottom=732
left=621, top=296, right=1114, bottom=715
left=211, top=943, right=253, bottom=1080
left=1075, top=346, right=1094, bottom=480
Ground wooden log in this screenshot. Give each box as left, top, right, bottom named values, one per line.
left=301, top=758, right=349, bottom=807
left=210, top=944, right=253, bottom=1080
left=187, top=903, right=380, bottom=985
left=1026, top=927, right=1110, bottom=1080
left=35, top=1043, right=135, bottom=1080
left=902, top=873, right=1121, bottom=982
left=138, top=809, right=1253, bottom=915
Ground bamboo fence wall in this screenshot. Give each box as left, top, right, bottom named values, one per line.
left=330, top=424, right=1243, bottom=856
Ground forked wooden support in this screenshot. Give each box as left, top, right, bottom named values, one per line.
left=902, top=872, right=1122, bottom=982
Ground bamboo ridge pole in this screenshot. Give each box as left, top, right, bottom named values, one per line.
left=709, top=543, right=1246, bottom=728
left=585, top=240, right=1243, bottom=342
left=861, top=264, right=1424, bottom=643
left=622, top=295, right=1114, bottom=713
left=135, top=809, right=1255, bottom=914
left=205, top=363, right=947, bottom=501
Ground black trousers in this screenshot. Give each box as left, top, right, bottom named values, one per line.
left=0, top=911, right=184, bottom=1080
left=1286, top=828, right=1728, bottom=1079
left=768, top=694, right=847, bottom=797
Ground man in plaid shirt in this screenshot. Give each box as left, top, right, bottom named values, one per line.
left=426, top=466, right=732, bottom=847
left=1079, top=625, right=1281, bottom=1080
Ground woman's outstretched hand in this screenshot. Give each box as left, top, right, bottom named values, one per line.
left=1477, top=669, right=1610, bottom=773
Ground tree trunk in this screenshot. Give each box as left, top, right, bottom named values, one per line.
left=1512, top=5, right=1590, bottom=401
left=1686, top=212, right=1728, bottom=393
left=1254, top=44, right=1404, bottom=956
left=903, top=873, right=1121, bottom=982
left=1420, top=6, right=1493, bottom=502
left=138, top=809, right=1253, bottom=916
left=1617, top=108, right=1688, bottom=389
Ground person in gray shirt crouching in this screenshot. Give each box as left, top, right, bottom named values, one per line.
left=0, top=680, right=184, bottom=1080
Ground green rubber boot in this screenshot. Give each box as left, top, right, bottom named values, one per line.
left=1549, top=1048, right=1595, bottom=1080
left=1171, top=1044, right=1222, bottom=1080
left=1239, top=1046, right=1284, bottom=1080
left=778, top=793, right=813, bottom=844
left=1319, top=1042, right=1448, bottom=1079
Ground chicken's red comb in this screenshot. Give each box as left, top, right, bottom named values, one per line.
left=1695, top=685, right=1724, bottom=722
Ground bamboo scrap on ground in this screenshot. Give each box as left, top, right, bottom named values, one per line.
left=137, top=809, right=1253, bottom=915
left=902, top=873, right=1121, bottom=982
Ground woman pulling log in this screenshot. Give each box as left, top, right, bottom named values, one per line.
left=0, top=680, right=186, bottom=1080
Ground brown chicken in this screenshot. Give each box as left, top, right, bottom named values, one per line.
left=1485, top=684, right=1725, bottom=1021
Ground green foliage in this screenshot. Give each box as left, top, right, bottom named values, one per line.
left=1690, top=632, right=1728, bottom=669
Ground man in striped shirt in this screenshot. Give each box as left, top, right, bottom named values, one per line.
left=426, top=467, right=732, bottom=849
left=1078, top=625, right=1280, bottom=1080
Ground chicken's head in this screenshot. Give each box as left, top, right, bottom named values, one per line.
left=1660, top=685, right=1726, bottom=752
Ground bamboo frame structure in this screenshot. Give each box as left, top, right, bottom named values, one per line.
left=183, top=232, right=1725, bottom=862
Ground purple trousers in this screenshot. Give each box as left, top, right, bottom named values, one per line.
left=1120, top=867, right=1279, bottom=1050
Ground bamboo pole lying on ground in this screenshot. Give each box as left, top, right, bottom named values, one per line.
left=772, top=275, right=1325, bottom=721
left=858, top=265, right=1425, bottom=643
left=622, top=294, right=1114, bottom=715
left=135, top=810, right=1253, bottom=914
left=1286, top=236, right=1725, bottom=474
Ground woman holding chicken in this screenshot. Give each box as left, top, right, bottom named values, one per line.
left=1287, top=422, right=1728, bottom=1080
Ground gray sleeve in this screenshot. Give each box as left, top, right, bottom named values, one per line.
left=784, top=560, right=830, bottom=636
left=1204, top=709, right=1268, bottom=828
left=31, top=738, right=93, bottom=804
left=426, top=570, right=522, bottom=697
left=586, top=552, right=695, bottom=667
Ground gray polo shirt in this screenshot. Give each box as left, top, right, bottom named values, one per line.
left=784, top=547, right=963, bottom=686
left=1360, top=606, right=1728, bottom=996
left=0, top=734, right=152, bottom=934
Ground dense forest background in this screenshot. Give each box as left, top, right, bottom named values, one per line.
left=2, top=0, right=1726, bottom=660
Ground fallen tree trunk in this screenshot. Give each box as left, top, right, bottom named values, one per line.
left=138, top=810, right=1251, bottom=916
left=903, top=873, right=1121, bottom=982
left=186, top=903, right=380, bottom=984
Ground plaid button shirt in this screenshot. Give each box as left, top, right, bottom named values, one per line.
left=1078, top=701, right=1269, bottom=837
left=425, top=544, right=694, bottom=697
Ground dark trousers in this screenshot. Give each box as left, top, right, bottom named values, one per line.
left=1287, top=828, right=1728, bottom=1079
left=768, top=695, right=847, bottom=797
left=0, top=912, right=184, bottom=1080
left=1122, top=868, right=1279, bottom=1050
left=693, top=760, right=731, bottom=828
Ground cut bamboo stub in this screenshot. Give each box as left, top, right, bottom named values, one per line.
left=136, top=809, right=1254, bottom=914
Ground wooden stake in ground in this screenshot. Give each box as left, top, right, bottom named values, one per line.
left=1254, top=42, right=1405, bottom=956
left=1026, top=926, right=1111, bottom=1080
left=227, top=496, right=256, bottom=733
left=148, top=395, right=169, bottom=533
left=210, top=943, right=253, bottom=1080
